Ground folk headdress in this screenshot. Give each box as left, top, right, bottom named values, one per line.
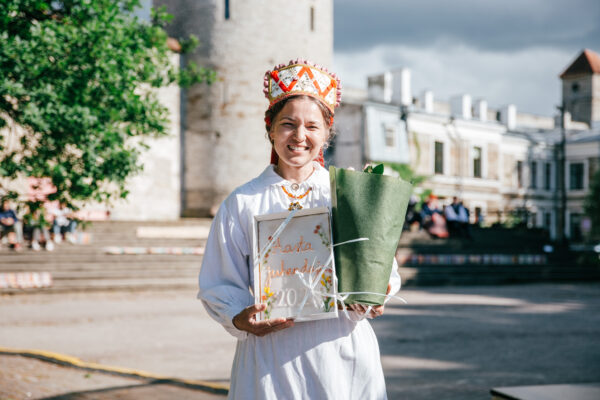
left=263, top=59, right=342, bottom=167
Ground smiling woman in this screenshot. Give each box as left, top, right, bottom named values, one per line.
left=197, top=59, right=401, bottom=400
left=267, top=96, right=331, bottom=182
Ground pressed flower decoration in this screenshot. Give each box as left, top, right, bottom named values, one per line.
left=313, top=224, right=330, bottom=247
left=320, top=270, right=335, bottom=312
left=262, top=286, right=276, bottom=319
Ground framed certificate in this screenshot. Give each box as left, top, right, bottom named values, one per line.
left=253, top=207, right=338, bottom=322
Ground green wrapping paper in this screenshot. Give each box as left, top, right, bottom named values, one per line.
left=329, top=166, right=412, bottom=305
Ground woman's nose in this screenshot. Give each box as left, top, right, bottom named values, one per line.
left=293, top=126, right=307, bottom=141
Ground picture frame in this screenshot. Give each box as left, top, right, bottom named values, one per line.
left=253, top=207, right=338, bottom=322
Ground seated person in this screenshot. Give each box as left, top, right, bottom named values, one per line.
left=0, top=198, right=24, bottom=251
left=404, top=195, right=422, bottom=231
left=445, top=197, right=472, bottom=239
left=23, top=205, right=54, bottom=251
left=420, top=194, right=448, bottom=238
left=51, top=201, right=78, bottom=244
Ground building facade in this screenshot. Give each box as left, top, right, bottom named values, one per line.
left=332, top=49, right=600, bottom=241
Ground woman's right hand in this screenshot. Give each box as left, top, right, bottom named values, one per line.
left=232, top=304, right=295, bottom=337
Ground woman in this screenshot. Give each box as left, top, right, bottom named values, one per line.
left=198, top=60, right=400, bottom=399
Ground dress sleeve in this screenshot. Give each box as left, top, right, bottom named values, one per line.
left=197, top=202, right=253, bottom=340
left=386, top=257, right=402, bottom=301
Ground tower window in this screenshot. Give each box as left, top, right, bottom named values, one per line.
left=225, top=0, right=230, bottom=20
left=571, top=82, right=580, bottom=93
left=310, top=7, right=315, bottom=31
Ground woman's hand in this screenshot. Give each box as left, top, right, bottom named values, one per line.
left=350, top=284, right=391, bottom=319
left=232, top=304, right=295, bottom=337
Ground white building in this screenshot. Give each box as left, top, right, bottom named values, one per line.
left=331, top=49, right=600, bottom=241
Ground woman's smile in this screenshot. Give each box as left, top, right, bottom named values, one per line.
left=287, top=144, right=311, bottom=151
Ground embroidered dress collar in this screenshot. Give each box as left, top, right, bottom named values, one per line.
left=259, top=162, right=328, bottom=189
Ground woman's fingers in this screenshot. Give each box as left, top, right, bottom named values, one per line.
left=232, top=304, right=265, bottom=331
left=253, top=318, right=295, bottom=336
left=370, top=305, right=384, bottom=317
left=233, top=304, right=295, bottom=336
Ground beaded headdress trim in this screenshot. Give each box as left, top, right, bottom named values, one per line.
left=263, top=59, right=342, bottom=113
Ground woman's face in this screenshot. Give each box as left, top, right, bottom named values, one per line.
left=269, top=97, right=328, bottom=171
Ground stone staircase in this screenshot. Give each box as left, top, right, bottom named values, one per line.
left=2, top=220, right=599, bottom=294
left=0, top=219, right=211, bottom=294
left=396, top=226, right=600, bottom=286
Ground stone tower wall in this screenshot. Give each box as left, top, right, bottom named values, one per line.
left=561, top=74, right=594, bottom=126
left=157, top=0, right=334, bottom=216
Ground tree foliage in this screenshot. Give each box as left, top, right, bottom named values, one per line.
left=0, top=0, right=214, bottom=209
left=382, top=162, right=428, bottom=187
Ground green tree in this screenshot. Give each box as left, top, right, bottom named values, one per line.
left=382, top=162, right=428, bottom=187
left=584, top=168, right=600, bottom=240
left=0, top=0, right=214, bottom=210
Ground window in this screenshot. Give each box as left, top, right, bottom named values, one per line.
left=544, top=212, right=552, bottom=229
left=544, top=162, right=552, bottom=190
left=310, top=7, right=315, bottom=31
left=517, top=161, right=523, bottom=188
left=473, top=146, right=482, bottom=178
left=530, top=161, right=537, bottom=189
left=384, top=125, right=396, bottom=148
left=434, top=141, right=444, bottom=174
left=225, top=0, right=230, bottom=20
left=529, top=212, right=537, bottom=228
left=569, top=213, right=583, bottom=241
left=569, top=162, right=584, bottom=190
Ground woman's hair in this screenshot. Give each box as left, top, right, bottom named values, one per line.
left=265, top=95, right=336, bottom=147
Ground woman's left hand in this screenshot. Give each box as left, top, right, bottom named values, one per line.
left=350, top=284, right=391, bottom=318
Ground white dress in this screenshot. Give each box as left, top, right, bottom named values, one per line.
left=198, top=163, right=401, bottom=400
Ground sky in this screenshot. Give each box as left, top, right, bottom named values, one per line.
left=332, top=0, right=600, bottom=117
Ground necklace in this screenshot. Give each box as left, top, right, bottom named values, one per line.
left=282, top=185, right=312, bottom=211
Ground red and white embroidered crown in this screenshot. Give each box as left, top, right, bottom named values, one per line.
left=263, top=59, right=342, bottom=113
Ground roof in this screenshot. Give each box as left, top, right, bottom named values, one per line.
left=508, top=126, right=600, bottom=146
left=559, top=49, right=600, bottom=78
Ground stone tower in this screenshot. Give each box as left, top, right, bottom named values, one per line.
left=155, top=0, right=334, bottom=216
left=559, top=49, right=600, bottom=128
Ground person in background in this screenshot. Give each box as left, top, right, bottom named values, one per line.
left=51, top=201, right=77, bottom=244
left=0, top=198, right=24, bottom=251
left=421, top=194, right=448, bottom=238
left=23, top=205, right=54, bottom=251
left=404, top=194, right=422, bottom=231
left=445, top=197, right=472, bottom=240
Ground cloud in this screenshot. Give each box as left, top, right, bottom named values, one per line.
left=334, top=0, right=600, bottom=52
left=332, top=0, right=600, bottom=116
left=334, top=43, right=573, bottom=116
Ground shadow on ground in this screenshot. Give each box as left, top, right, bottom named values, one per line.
left=372, top=284, right=600, bottom=400
left=40, top=380, right=225, bottom=400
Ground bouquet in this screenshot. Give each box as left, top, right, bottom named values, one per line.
left=329, top=164, right=412, bottom=305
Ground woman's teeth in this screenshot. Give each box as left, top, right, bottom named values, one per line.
left=288, top=145, right=310, bottom=151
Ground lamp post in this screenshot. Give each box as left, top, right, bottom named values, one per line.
left=556, top=102, right=568, bottom=247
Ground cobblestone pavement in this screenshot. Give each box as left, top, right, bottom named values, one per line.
left=1, top=283, right=599, bottom=399
left=0, top=355, right=225, bottom=399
